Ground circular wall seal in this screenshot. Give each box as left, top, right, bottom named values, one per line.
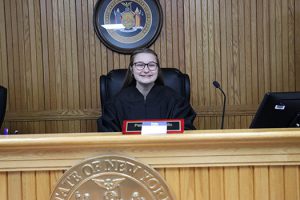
left=50, top=155, right=175, bottom=200
left=93, top=0, right=163, bottom=54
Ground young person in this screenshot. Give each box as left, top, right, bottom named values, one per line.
left=97, top=48, right=196, bottom=132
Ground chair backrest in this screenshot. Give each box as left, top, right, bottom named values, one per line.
left=100, top=68, right=190, bottom=110
left=0, top=86, right=7, bottom=129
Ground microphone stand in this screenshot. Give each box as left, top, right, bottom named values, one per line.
left=213, top=81, right=226, bottom=129
left=218, top=87, right=226, bottom=129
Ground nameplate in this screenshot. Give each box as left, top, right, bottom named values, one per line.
left=141, top=121, right=167, bottom=135
left=122, top=119, right=184, bottom=134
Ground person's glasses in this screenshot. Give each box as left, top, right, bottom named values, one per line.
left=133, top=61, right=158, bottom=71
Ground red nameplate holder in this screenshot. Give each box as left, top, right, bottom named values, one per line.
left=122, top=119, right=184, bottom=134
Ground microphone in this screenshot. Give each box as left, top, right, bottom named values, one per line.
left=213, top=81, right=226, bottom=129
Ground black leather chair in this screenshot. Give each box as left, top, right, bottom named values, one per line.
left=0, top=86, right=7, bottom=129
left=99, top=68, right=190, bottom=110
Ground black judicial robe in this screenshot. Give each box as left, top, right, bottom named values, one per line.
left=97, top=84, right=196, bottom=132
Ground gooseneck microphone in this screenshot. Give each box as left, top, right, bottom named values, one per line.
left=213, top=81, right=226, bottom=129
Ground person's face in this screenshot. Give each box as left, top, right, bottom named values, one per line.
left=132, top=52, right=158, bottom=86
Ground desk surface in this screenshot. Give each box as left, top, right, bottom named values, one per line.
left=0, top=128, right=300, bottom=171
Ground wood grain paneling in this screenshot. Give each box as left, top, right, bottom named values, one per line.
left=0, top=130, right=300, bottom=200
left=296, top=0, right=300, bottom=91
left=1, top=166, right=300, bottom=200
left=0, top=0, right=299, bottom=133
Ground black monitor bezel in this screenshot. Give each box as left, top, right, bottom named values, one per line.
left=250, top=92, right=300, bottom=128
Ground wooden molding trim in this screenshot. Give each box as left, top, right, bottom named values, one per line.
left=5, top=109, right=100, bottom=121
left=0, top=129, right=300, bottom=171
left=5, top=105, right=258, bottom=121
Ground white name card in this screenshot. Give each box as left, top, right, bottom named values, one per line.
left=141, top=121, right=167, bottom=135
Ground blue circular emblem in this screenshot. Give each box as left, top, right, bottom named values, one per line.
left=94, top=0, right=163, bottom=54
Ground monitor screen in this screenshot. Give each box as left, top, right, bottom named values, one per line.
left=250, top=92, right=300, bottom=128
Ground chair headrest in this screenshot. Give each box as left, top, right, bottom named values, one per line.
left=102, top=69, right=127, bottom=100
left=100, top=68, right=190, bottom=109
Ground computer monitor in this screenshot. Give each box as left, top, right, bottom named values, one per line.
left=250, top=92, right=300, bottom=128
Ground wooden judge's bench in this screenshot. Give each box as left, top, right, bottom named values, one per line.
left=0, top=129, right=300, bottom=200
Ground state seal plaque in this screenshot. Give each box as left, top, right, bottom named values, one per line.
left=93, top=0, right=163, bottom=54
left=50, top=155, right=175, bottom=200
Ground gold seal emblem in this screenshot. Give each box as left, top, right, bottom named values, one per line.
left=50, top=155, right=175, bottom=200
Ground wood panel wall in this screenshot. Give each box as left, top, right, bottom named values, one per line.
left=0, top=0, right=299, bottom=133
left=0, top=166, right=300, bottom=200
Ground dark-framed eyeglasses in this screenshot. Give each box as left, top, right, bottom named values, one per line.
left=133, top=61, right=158, bottom=71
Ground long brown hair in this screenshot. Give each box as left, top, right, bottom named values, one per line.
left=122, top=48, right=164, bottom=88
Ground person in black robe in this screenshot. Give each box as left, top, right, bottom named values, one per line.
left=98, top=48, right=196, bottom=132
